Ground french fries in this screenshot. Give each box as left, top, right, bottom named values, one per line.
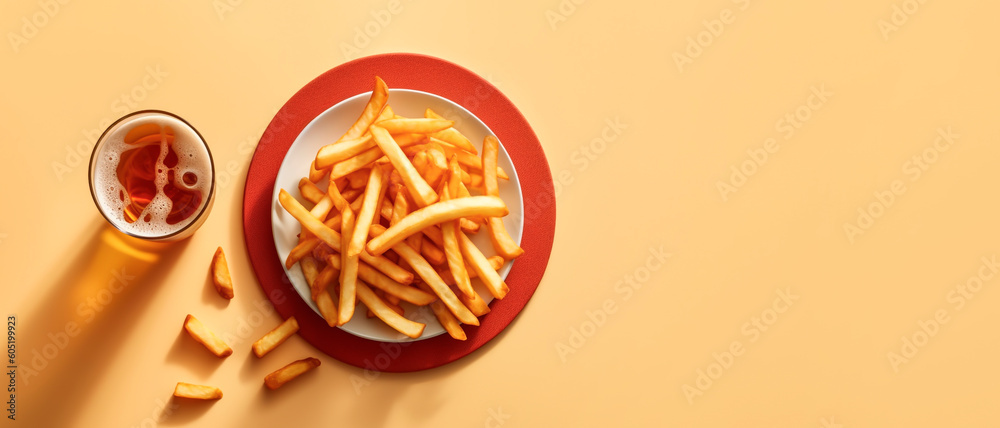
left=252, top=316, right=299, bottom=358
left=277, top=77, right=527, bottom=339
left=425, top=108, right=477, bottom=153
left=370, top=224, right=479, bottom=326
left=279, top=189, right=413, bottom=284
left=183, top=314, right=233, bottom=358
left=173, top=382, right=223, bottom=400
left=264, top=357, right=321, bottom=390
left=326, top=255, right=436, bottom=306
left=211, top=247, right=235, bottom=300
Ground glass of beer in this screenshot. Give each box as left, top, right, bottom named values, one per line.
left=88, top=110, right=216, bottom=242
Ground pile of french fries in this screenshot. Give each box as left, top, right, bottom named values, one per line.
left=279, top=76, right=524, bottom=340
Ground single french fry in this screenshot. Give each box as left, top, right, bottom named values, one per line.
left=286, top=237, right=320, bottom=269
left=355, top=280, right=425, bottom=339
left=442, top=220, right=473, bottom=297
left=370, top=225, right=478, bottom=325
left=375, top=118, right=453, bottom=135
left=456, top=286, right=491, bottom=317
left=482, top=135, right=524, bottom=258
left=459, top=218, right=481, bottom=234
left=298, top=178, right=326, bottom=204
left=183, top=314, right=233, bottom=358
left=370, top=125, right=438, bottom=207
left=264, top=357, right=321, bottom=390
left=279, top=189, right=343, bottom=250
left=315, top=134, right=373, bottom=169
left=378, top=104, right=395, bottom=123
left=311, top=262, right=338, bottom=300
left=458, top=230, right=509, bottom=299
left=326, top=178, right=351, bottom=212
left=211, top=247, right=235, bottom=300
left=300, top=256, right=319, bottom=286
left=422, top=147, right=447, bottom=189
left=340, top=76, right=389, bottom=142
left=252, top=317, right=299, bottom=358
left=309, top=196, right=334, bottom=222
left=390, top=184, right=407, bottom=226
left=309, top=160, right=329, bottom=183
left=330, top=147, right=382, bottom=180
left=339, top=205, right=359, bottom=325
left=365, top=196, right=508, bottom=256
left=348, top=166, right=388, bottom=257
left=315, top=289, right=339, bottom=327
left=447, top=155, right=461, bottom=200
left=173, top=382, right=222, bottom=400
left=430, top=301, right=467, bottom=340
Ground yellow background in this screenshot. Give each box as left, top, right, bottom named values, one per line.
left=2, top=0, right=999, bottom=426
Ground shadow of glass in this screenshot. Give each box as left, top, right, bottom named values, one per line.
left=18, top=223, right=190, bottom=427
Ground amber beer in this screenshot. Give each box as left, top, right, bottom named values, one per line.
left=89, top=111, right=215, bottom=241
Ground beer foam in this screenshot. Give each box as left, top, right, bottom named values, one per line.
left=93, top=113, right=213, bottom=238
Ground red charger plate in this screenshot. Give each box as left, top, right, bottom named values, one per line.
left=242, top=53, right=555, bottom=372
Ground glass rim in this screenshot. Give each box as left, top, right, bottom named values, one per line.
left=88, top=109, right=216, bottom=241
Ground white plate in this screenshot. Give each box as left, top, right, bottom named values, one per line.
left=271, top=89, right=523, bottom=342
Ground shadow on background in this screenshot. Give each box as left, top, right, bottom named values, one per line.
left=160, top=394, right=218, bottom=426
left=164, top=328, right=227, bottom=379
left=19, top=222, right=189, bottom=427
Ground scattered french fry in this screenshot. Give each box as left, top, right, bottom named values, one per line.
left=264, top=357, right=321, bottom=390
left=173, top=382, right=222, bottom=400
left=252, top=317, right=299, bottom=358
left=183, top=314, right=232, bottom=358
left=211, top=247, right=235, bottom=300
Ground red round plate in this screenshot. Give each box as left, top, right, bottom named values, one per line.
left=242, top=53, right=556, bottom=372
